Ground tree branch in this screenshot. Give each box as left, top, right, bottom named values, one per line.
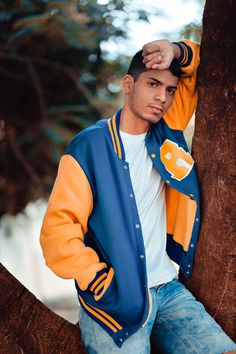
left=6, top=127, right=41, bottom=185
left=0, top=67, right=28, bottom=85
left=27, top=62, right=48, bottom=122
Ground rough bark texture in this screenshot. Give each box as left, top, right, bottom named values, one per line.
left=0, top=263, right=86, bottom=354
left=180, top=0, right=236, bottom=341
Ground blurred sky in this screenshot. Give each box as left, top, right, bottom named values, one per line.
left=98, top=0, right=204, bottom=57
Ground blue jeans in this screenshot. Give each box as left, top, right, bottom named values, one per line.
left=78, top=279, right=236, bottom=354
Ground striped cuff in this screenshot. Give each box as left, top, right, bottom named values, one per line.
left=88, top=268, right=108, bottom=296
left=172, top=41, right=193, bottom=67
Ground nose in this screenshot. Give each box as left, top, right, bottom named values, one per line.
left=154, top=87, right=166, bottom=103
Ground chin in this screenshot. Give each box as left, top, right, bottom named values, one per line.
left=144, top=114, right=163, bottom=124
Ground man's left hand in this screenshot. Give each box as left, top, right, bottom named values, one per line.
left=142, top=39, right=180, bottom=70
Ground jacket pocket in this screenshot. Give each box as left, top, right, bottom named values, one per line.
left=88, top=267, right=115, bottom=301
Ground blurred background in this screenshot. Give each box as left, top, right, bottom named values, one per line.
left=0, top=0, right=204, bottom=324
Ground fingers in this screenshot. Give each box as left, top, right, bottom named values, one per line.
left=143, top=54, right=165, bottom=69
left=143, top=51, right=170, bottom=70
left=142, top=49, right=165, bottom=69
left=142, top=44, right=165, bottom=69
left=145, top=60, right=169, bottom=71
left=142, top=44, right=163, bottom=61
left=142, top=52, right=163, bottom=64
left=142, top=39, right=174, bottom=70
left=142, top=41, right=162, bottom=56
left=151, top=62, right=169, bottom=70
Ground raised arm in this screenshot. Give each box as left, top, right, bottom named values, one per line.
left=143, top=39, right=200, bottom=131
left=40, top=154, right=107, bottom=291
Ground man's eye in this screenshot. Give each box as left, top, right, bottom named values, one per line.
left=148, top=82, right=157, bottom=87
left=167, top=88, right=176, bottom=95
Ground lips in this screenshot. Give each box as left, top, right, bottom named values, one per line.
left=149, top=105, right=164, bottom=114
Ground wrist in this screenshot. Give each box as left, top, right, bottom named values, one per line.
left=172, top=41, right=193, bottom=67
left=172, top=43, right=181, bottom=60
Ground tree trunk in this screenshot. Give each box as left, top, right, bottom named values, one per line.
left=180, top=0, right=236, bottom=341
left=0, top=263, right=86, bottom=354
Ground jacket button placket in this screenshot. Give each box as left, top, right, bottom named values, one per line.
left=124, top=161, right=146, bottom=279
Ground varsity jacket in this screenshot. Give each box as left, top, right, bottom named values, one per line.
left=40, top=40, right=200, bottom=347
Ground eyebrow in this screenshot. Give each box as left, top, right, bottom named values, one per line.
left=147, top=77, right=178, bottom=90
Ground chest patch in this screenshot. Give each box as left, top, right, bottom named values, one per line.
left=160, top=139, right=194, bottom=181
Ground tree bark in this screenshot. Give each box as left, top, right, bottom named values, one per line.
left=180, top=0, right=236, bottom=341
left=0, top=263, right=86, bottom=354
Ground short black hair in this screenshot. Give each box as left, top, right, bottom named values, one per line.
left=127, top=50, right=182, bottom=80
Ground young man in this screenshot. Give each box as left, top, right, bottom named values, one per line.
left=40, top=39, right=236, bottom=353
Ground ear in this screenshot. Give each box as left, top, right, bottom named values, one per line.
left=122, top=75, right=134, bottom=94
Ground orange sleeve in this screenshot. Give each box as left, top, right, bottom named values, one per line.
left=40, top=154, right=107, bottom=290
left=164, top=40, right=200, bottom=131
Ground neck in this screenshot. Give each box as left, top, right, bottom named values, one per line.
left=120, top=105, right=150, bottom=134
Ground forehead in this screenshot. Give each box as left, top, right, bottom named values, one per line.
left=138, top=69, right=179, bottom=86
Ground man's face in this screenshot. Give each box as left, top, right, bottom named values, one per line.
left=124, top=69, right=179, bottom=128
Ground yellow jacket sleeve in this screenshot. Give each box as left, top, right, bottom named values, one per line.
left=40, top=154, right=107, bottom=290
left=164, top=40, right=200, bottom=131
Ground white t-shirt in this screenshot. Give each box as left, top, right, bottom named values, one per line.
left=120, top=130, right=177, bottom=287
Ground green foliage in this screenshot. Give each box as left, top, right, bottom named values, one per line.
left=0, top=0, right=143, bottom=216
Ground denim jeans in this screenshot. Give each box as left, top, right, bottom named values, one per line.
left=78, top=278, right=236, bottom=354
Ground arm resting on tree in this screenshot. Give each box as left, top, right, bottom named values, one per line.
left=40, top=154, right=107, bottom=291
left=164, top=40, right=200, bottom=131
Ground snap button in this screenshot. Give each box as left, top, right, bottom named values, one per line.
left=187, top=271, right=190, bottom=274
left=151, top=153, right=156, bottom=158
left=130, top=193, right=134, bottom=198
left=140, top=254, right=144, bottom=259
left=190, top=243, right=194, bottom=248
left=126, top=332, right=129, bottom=336
left=135, top=224, right=140, bottom=229
left=166, top=180, right=170, bottom=184
left=196, top=218, right=199, bottom=222
left=120, top=338, right=123, bottom=342
left=124, top=165, right=128, bottom=169
left=190, top=193, right=194, bottom=197
left=188, top=264, right=191, bottom=268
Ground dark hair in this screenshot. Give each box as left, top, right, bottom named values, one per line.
left=127, top=50, right=182, bottom=80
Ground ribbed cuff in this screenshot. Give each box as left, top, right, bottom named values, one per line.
left=172, top=41, right=193, bottom=67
